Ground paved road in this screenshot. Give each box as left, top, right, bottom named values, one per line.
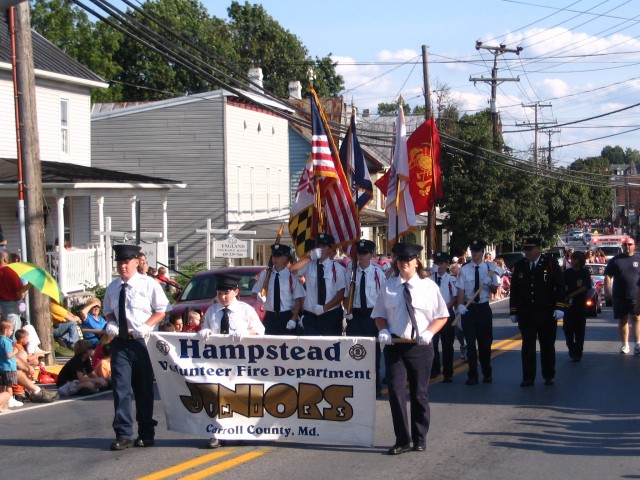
left=3, top=299, right=639, bottom=480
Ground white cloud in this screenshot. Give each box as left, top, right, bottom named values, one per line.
left=376, top=49, right=420, bottom=62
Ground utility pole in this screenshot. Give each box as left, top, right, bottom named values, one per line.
left=422, top=45, right=436, bottom=262
left=520, top=102, right=555, bottom=164
left=12, top=2, right=52, bottom=363
left=469, top=41, right=522, bottom=148
left=540, top=129, right=561, bottom=167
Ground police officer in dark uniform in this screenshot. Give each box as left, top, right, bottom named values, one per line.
left=344, top=239, right=386, bottom=395
left=510, top=237, right=565, bottom=387
left=252, top=244, right=305, bottom=335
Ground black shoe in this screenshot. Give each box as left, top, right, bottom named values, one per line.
left=387, top=444, right=411, bottom=455
left=430, top=371, right=441, bottom=379
left=442, top=377, right=453, bottom=384
left=134, top=437, right=155, bottom=448
left=520, top=380, right=534, bottom=387
left=573, top=355, right=582, bottom=363
left=544, top=378, right=555, bottom=386
left=110, top=437, right=133, bottom=451
left=207, top=438, right=221, bottom=449
left=465, top=378, right=478, bottom=386
left=482, top=376, right=493, bottom=384
left=413, top=442, right=426, bottom=452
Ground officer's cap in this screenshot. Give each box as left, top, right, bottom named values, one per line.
left=113, top=244, right=141, bottom=261
left=469, top=239, right=487, bottom=251
left=521, top=237, right=542, bottom=248
left=393, top=243, right=423, bottom=260
left=216, top=275, right=240, bottom=291
left=433, top=251, right=450, bottom=264
left=316, top=232, right=335, bottom=247
left=271, top=244, right=291, bottom=257
left=356, top=239, right=376, bottom=254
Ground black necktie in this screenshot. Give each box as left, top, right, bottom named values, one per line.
left=274, top=272, right=281, bottom=313
left=119, top=283, right=128, bottom=340
left=474, top=266, right=480, bottom=303
left=317, top=261, right=326, bottom=305
left=436, top=275, right=441, bottom=286
left=359, top=270, right=367, bottom=309
left=220, top=308, right=230, bottom=334
left=403, top=283, right=418, bottom=339
left=530, top=262, right=535, bottom=271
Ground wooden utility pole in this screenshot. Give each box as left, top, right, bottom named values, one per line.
left=13, top=2, right=52, bottom=363
left=422, top=45, right=436, bottom=261
left=521, top=102, right=555, bottom=164
left=469, top=41, right=522, bottom=148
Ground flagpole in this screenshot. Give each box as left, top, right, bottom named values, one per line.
left=346, top=104, right=358, bottom=314
left=422, top=44, right=436, bottom=261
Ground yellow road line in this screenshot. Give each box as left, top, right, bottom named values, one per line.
left=136, top=450, right=234, bottom=480
left=178, top=450, right=267, bottom=480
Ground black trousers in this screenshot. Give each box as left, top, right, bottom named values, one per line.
left=384, top=342, right=433, bottom=447
left=346, top=308, right=381, bottom=390
left=111, top=337, right=157, bottom=439
left=436, top=310, right=456, bottom=379
left=518, top=315, right=557, bottom=381
left=461, top=303, right=493, bottom=379
left=302, top=307, right=344, bottom=336
left=563, top=310, right=586, bottom=358
left=264, top=310, right=294, bottom=335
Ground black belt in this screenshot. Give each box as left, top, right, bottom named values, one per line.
left=469, top=302, right=489, bottom=307
left=266, top=309, right=292, bottom=315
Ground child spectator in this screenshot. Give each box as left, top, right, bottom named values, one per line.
left=159, top=322, right=175, bottom=332
left=91, top=332, right=114, bottom=371
left=79, top=298, right=107, bottom=347
left=13, top=328, right=43, bottom=367
left=156, top=267, right=182, bottom=297
left=168, top=313, right=184, bottom=332
left=0, top=320, right=22, bottom=407
left=94, top=343, right=112, bottom=385
left=184, top=310, right=202, bottom=332
left=56, top=339, right=108, bottom=396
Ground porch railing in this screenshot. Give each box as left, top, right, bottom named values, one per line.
left=46, top=247, right=106, bottom=293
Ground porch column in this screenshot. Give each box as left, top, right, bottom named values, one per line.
left=162, top=195, right=168, bottom=242
left=130, top=195, right=137, bottom=231
left=56, top=196, right=66, bottom=294
left=97, top=196, right=105, bottom=285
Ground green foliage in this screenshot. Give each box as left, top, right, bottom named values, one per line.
left=173, top=261, right=207, bottom=289
left=377, top=101, right=411, bottom=116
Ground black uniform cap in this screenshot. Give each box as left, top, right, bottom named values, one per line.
left=469, top=239, right=487, bottom=251
left=393, top=243, right=423, bottom=260
left=521, top=237, right=542, bottom=247
left=113, top=244, right=141, bottom=261
left=316, top=232, right=335, bottom=247
left=356, top=239, right=376, bottom=254
left=271, top=244, right=291, bottom=257
left=433, top=251, right=450, bottom=264
left=216, top=275, right=240, bottom=291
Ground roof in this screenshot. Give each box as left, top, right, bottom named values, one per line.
left=0, top=13, right=106, bottom=87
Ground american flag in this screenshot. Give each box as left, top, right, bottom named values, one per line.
left=310, top=90, right=360, bottom=255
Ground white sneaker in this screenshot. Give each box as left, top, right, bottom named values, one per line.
left=620, top=343, right=630, bottom=354
left=8, top=397, right=23, bottom=408
left=634, top=343, right=640, bottom=356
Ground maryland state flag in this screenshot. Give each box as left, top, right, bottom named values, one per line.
left=407, top=117, right=443, bottom=214
left=289, top=155, right=317, bottom=257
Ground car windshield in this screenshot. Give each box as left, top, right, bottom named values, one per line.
left=586, top=265, right=605, bottom=276
left=179, top=272, right=260, bottom=301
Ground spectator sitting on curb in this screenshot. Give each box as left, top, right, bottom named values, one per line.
left=14, top=328, right=44, bottom=367
left=79, top=298, right=107, bottom=347
left=15, top=355, right=56, bottom=403
left=94, top=343, right=112, bottom=385
left=92, top=333, right=115, bottom=371
left=56, top=339, right=108, bottom=396
left=51, top=301, right=82, bottom=349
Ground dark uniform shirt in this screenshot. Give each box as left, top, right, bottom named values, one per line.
left=510, top=253, right=565, bottom=319
left=564, top=267, right=592, bottom=314
left=604, top=253, right=640, bottom=300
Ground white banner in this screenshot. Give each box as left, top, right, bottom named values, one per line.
left=147, top=333, right=376, bottom=447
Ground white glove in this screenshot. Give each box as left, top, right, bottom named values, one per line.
left=258, top=294, right=267, bottom=303
left=482, top=276, right=493, bottom=286
left=418, top=330, right=434, bottom=346
left=553, top=309, right=564, bottom=320
left=198, top=328, right=214, bottom=340
left=286, top=319, right=297, bottom=330
left=309, top=248, right=323, bottom=261
left=344, top=313, right=354, bottom=321
left=457, top=305, right=468, bottom=316
left=105, top=321, right=119, bottom=337
left=230, top=330, right=244, bottom=342
left=132, top=323, right=152, bottom=339
left=378, top=329, right=392, bottom=345
left=510, top=315, right=518, bottom=324
left=311, top=304, right=325, bottom=316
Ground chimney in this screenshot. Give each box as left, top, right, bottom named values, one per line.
left=248, top=67, right=264, bottom=92
left=363, top=108, right=370, bottom=118
left=288, top=80, right=302, bottom=100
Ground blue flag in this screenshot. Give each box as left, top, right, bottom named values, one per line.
left=339, top=113, right=373, bottom=212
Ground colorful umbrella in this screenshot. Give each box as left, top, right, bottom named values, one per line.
left=6, top=262, right=63, bottom=304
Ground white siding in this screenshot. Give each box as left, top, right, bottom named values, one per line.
left=0, top=74, right=92, bottom=165
left=225, top=103, right=289, bottom=230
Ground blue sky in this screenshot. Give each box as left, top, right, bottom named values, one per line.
left=201, top=0, right=640, bottom=166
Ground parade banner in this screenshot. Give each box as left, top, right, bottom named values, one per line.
left=147, top=333, right=376, bottom=446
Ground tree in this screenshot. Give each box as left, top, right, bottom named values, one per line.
left=226, top=1, right=343, bottom=98
left=377, top=101, right=411, bottom=116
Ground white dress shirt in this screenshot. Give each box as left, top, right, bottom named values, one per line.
left=202, top=298, right=265, bottom=335
left=456, top=261, right=499, bottom=303
left=252, top=268, right=305, bottom=312
left=344, top=261, right=386, bottom=309
left=431, top=271, right=458, bottom=305
left=299, top=258, right=346, bottom=311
